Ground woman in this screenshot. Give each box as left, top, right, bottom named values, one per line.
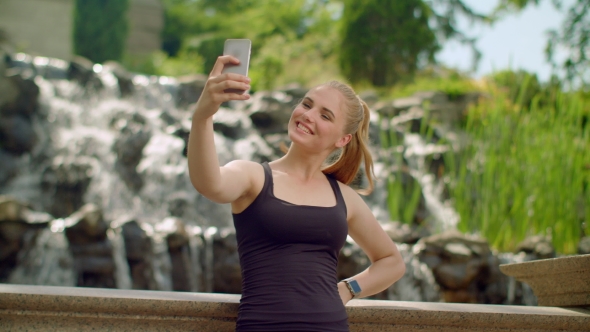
left=188, top=55, right=405, bottom=331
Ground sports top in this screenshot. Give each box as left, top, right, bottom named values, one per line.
left=232, top=162, right=349, bottom=331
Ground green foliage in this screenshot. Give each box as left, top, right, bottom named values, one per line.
left=380, top=127, right=424, bottom=224
left=443, top=82, right=590, bottom=254
left=386, top=68, right=479, bottom=100
left=122, top=50, right=204, bottom=77
left=339, top=0, right=439, bottom=86
left=159, top=0, right=342, bottom=89
left=73, top=0, right=129, bottom=63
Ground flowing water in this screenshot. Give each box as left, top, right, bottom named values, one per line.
left=2, top=54, right=457, bottom=301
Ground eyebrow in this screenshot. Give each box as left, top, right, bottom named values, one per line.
left=304, top=97, right=336, bottom=119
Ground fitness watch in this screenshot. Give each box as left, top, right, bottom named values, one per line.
left=344, top=278, right=362, bottom=298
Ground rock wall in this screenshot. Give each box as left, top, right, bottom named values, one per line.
left=1, top=51, right=581, bottom=306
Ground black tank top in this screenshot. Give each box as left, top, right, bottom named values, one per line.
left=232, top=162, right=349, bottom=331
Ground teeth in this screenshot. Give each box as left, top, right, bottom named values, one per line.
left=297, top=123, right=311, bottom=134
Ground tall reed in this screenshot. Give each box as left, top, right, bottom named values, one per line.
left=444, top=84, right=589, bottom=254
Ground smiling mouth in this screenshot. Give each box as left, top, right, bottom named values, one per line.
left=297, top=122, right=313, bottom=134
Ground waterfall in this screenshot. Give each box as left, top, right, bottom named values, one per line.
left=8, top=226, right=76, bottom=286
left=107, top=227, right=132, bottom=289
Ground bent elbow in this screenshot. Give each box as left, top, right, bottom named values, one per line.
left=397, top=259, right=406, bottom=279
left=390, top=254, right=406, bottom=283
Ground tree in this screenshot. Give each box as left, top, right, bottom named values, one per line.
left=496, top=0, right=590, bottom=86
left=338, top=0, right=490, bottom=86
left=73, top=0, right=129, bottom=63
left=339, top=0, right=438, bottom=86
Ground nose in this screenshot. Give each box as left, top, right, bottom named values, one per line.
left=301, top=108, right=315, bottom=123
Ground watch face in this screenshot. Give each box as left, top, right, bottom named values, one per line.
left=348, top=279, right=361, bottom=294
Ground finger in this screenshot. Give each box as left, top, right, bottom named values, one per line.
left=227, top=92, right=251, bottom=101
left=209, top=72, right=251, bottom=85
left=210, top=55, right=240, bottom=77
left=210, top=79, right=251, bottom=94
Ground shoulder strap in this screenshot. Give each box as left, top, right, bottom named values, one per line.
left=326, top=174, right=346, bottom=209
left=260, top=162, right=273, bottom=194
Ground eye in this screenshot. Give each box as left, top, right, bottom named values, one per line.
left=321, top=114, right=331, bottom=120
left=302, top=102, right=311, bottom=109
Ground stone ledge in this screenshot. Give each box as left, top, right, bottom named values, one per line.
left=500, top=254, right=590, bottom=307
left=1, top=284, right=589, bottom=331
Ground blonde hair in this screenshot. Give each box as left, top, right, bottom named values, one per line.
left=319, top=81, right=375, bottom=195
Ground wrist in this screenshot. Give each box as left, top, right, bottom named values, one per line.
left=343, top=278, right=362, bottom=299
left=338, top=282, right=353, bottom=303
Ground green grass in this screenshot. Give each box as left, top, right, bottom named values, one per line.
left=443, top=84, right=590, bottom=254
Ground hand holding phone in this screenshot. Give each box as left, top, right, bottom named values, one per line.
left=221, top=39, right=251, bottom=94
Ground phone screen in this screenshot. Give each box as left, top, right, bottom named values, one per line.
left=222, top=39, right=251, bottom=76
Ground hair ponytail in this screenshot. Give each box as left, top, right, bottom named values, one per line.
left=321, top=82, right=375, bottom=195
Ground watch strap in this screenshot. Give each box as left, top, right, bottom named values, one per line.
left=344, top=278, right=361, bottom=298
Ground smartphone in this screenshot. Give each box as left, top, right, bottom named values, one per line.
left=222, top=39, right=251, bottom=94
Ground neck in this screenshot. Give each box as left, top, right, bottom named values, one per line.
left=272, top=144, right=333, bottom=182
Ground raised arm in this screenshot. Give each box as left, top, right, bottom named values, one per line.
left=187, top=56, right=254, bottom=204
left=337, top=184, right=406, bottom=304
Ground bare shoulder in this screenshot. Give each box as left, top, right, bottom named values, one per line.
left=222, top=159, right=265, bottom=187
left=223, top=159, right=263, bottom=173
left=223, top=160, right=265, bottom=213
left=336, top=181, right=370, bottom=221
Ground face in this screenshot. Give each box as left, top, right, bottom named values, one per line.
left=287, top=86, right=352, bottom=152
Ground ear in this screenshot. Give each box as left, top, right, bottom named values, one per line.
left=335, top=133, right=352, bottom=148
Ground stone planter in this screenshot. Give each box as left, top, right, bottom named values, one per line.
left=500, top=254, right=590, bottom=307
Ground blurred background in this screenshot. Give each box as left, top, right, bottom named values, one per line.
left=0, top=0, right=588, bottom=305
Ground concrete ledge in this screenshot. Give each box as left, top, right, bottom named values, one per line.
left=1, top=284, right=589, bottom=331
left=500, top=254, right=590, bottom=307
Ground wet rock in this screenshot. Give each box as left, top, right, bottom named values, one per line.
left=69, top=240, right=113, bottom=256
left=41, top=156, right=94, bottom=218
left=0, top=54, right=19, bottom=107
left=213, top=107, right=250, bottom=139
left=103, top=61, right=135, bottom=97
left=167, top=123, right=190, bottom=157
left=385, top=244, right=440, bottom=302
left=111, top=111, right=151, bottom=191
left=578, top=236, right=590, bottom=255
left=0, top=196, right=27, bottom=223
left=0, top=196, right=52, bottom=226
left=64, top=204, right=108, bottom=243
left=167, top=191, right=192, bottom=218
left=0, top=114, right=37, bottom=155
left=278, top=83, right=307, bottom=102
left=247, top=91, right=294, bottom=135
left=393, top=96, right=423, bottom=113
left=33, top=57, right=69, bottom=80
left=381, top=221, right=431, bottom=245
left=67, top=56, right=102, bottom=88
left=358, top=90, right=380, bottom=108
left=63, top=204, right=116, bottom=288
left=0, top=197, right=53, bottom=282
left=176, top=74, right=207, bottom=109
left=7, top=228, right=75, bottom=286
left=515, top=235, right=555, bottom=260
left=73, top=256, right=115, bottom=274
left=0, top=71, right=39, bottom=119
left=414, top=230, right=502, bottom=303
left=212, top=227, right=242, bottom=294
left=155, top=217, right=195, bottom=292
left=120, top=219, right=155, bottom=290
left=233, top=134, right=275, bottom=162
left=0, top=64, right=39, bottom=156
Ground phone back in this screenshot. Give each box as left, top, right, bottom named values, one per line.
left=222, top=39, right=251, bottom=76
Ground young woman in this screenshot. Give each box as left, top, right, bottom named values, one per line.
left=188, top=55, right=405, bottom=331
